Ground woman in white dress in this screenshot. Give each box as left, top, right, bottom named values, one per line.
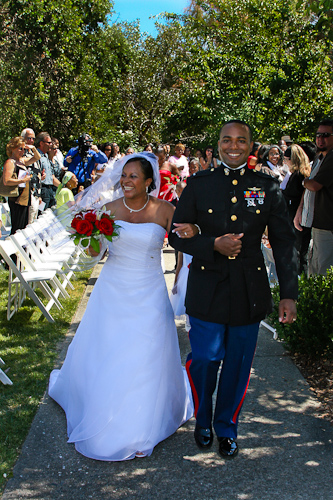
left=48, top=153, right=194, bottom=461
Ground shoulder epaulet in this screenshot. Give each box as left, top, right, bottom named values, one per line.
left=191, top=168, right=216, bottom=179
left=252, top=169, right=280, bottom=183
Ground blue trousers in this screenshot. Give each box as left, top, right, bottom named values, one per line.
left=186, top=316, right=259, bottom=439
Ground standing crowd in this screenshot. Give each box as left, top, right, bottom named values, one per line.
left=1, top=118, right=332, bottom=462
left=2, top=120, right=333, bottom=278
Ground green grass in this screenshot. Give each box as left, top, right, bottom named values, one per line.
left=0, top=267, right=92, bottom=493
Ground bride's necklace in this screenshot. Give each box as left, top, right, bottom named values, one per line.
left=123, top=195, right=149, bottom=213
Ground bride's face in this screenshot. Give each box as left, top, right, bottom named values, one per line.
left=120, top=161, right=151, bottom=198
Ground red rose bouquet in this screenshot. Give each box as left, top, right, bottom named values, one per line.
left=70, top=209, right=120, bottom=253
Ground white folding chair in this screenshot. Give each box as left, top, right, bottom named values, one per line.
left=27, top=215, right=91, bottom=272
left=0, top=202, right=12, bottom=239
left=0, top=239, right=63, bottom=322
left=261, top=243, right=278, bottom=287
left=9, top=231, right=70, bottom=298
left=22, top=222, right=80, bottom=288
left=0, top=357, right=13, bottom=385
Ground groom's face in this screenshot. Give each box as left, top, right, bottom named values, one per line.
left=218, top=123, right=252, bottom=169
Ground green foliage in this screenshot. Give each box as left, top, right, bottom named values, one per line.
left=0, top=0, right=117, bottom=154
left=0, top=267, right=92, bottom=493
left=164, top=0, right=333, bottom=146
left=269, top=269, right=333, bottom=358
left=0, top=0, right=333, bottom=159
left=300, top=0, right=333, bottom=41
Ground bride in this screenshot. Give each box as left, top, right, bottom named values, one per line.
left=48, top=152, right=194, bottom=461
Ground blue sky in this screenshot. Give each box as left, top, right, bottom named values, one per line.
left=112, top=0, right=189, bottom=35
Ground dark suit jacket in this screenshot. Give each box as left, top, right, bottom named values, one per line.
left=169, top=165, right=298, bottom=326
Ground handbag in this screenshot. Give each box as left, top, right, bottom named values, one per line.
left=0, top=172, right=19, bottom=197
left=0, top=159, right=19, bottom=197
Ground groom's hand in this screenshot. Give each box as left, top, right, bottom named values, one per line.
left=214, top=233, right=244, bottom=258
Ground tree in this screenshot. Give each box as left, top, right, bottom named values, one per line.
left=0, top=0, right=115, bottom=154
left=111, top=20, right=185, bottom=147
left=163, top=0, right=333, bottom=146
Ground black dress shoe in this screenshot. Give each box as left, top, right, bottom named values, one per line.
left=218, top=437, right=238, bottom=459
left=194, top=424, right=213, bottom=449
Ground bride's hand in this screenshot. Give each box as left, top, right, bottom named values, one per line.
left=172, top=223, right=199, bottom=238
left=86, top=244, right=101, bottom=257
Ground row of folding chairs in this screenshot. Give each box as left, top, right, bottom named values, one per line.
left=0, top=357, right=13, bottom=385
left=0, top=209, right=88, bottom=323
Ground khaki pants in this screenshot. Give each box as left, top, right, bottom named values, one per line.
left=310, top=227, right=333, bottom=275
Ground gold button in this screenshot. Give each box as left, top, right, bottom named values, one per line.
left=257, top=267, right=261, bottom=271
left=208, top=209, right=213, bottom=213
left=231, top=215, right=237, bottom=221
left=210, top=168, right=214, bottom=171
left=231, top=196, right=237, bottom=204
left=232, top=179, right=238, bottom=185
left=201, top=266, right=205, bottom=270
left=256, top=209, right=260, bottom=214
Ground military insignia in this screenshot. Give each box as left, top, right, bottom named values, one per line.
left=240, top=168, right=245, bottom=176
left=224, top=168, right=230, bottom=176
left=244, top=188, right=265, bottom=207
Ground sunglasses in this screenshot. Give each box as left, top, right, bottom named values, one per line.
left=316, top=133, right=333, bottom=138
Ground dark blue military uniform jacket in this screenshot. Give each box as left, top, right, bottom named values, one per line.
left=169, top=165, right=298, bottom=326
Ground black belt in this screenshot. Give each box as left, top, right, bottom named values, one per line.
left=42, top=184, right=53, bottom=187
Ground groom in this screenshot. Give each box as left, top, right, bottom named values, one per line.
left=169, top=120, right=298, bottom=458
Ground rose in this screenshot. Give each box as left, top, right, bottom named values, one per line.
left=71, top=217, right=80, bottom=230
left=95, top=217, right=114, bottom=236
left=84, top=211, right=97, bottom=223
left=75, top=219, right=94, bottom=236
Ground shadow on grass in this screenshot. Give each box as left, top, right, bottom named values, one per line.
left=0, top=267, right=92, bottom=494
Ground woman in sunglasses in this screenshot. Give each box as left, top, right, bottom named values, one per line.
left=3, top=137, right=40, bottom=234
left=199, top=146, right=218, bottom=170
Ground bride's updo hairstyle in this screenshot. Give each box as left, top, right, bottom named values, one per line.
left=124, top=157, right=156, bottom=193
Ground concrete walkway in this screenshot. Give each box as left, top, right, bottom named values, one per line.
left=2, top=248, right=332, bottom=500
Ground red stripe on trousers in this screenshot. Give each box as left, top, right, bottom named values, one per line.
left=185, top=358, right=199, bottom=418
left=232, top=375, right=250, bottom=424
left=232, top=341, right=257, bottom=424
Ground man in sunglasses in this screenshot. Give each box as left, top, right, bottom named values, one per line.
left=295, top=119, right=333, bottom=275
left=35, top=132, right=60, bottom=210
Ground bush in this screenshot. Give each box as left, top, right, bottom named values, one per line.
left=269, top=268, right=333, bottom=359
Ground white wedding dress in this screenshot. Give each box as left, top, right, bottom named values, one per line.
left=49, top=221, right=193, bottom=461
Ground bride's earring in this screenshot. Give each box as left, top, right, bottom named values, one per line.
left=146, top=186, right=149, bottom=193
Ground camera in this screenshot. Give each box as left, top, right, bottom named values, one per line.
left=77, top=133, right=93, bottom=159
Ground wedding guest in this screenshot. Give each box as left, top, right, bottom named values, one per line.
left=257, top=144, right=286, bottom=183
left=189, top=158, right=201, bottom=176
left=169, top=143, right=189, bottom=179
left=3, top=137, right=39, bottom=233
left=52, top=137, right=65, bottom=170
left=21, top=127, right=44, bottom=223
left=55, top=171, right=78, bottom=209
left=200, top=146, right=218, bottom=170
left=283, top=145, right=311, bottom=274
